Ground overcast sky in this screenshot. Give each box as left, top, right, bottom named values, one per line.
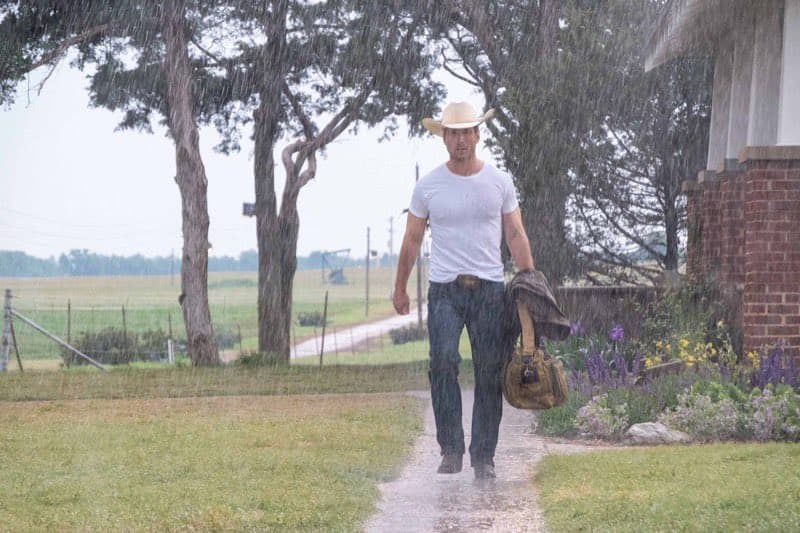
left=0, top=59, right=493, bottom=261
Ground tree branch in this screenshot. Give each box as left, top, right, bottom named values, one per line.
left=282, top=82, right=315, bottom=139
left=27, top=24, right=109, bottom=72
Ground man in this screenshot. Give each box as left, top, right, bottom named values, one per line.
left=393, top=102, right=535, bottom=480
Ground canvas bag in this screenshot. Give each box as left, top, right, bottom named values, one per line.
left=502, top=300, right=569, bottom=410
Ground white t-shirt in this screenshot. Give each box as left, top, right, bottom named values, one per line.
left=409, top=162, right=519, bottom=283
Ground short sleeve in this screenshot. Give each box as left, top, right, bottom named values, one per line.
left=408, top=181, right=429, bottom=219
left=501, top=173, right=519, bottom=214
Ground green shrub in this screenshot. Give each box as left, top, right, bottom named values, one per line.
left=297, top=311, right=326, bottom=327
left=535, top=390, right=589, bottom=437
left=389, top=323, right=427, bottom=345
left=658, top=391, right=739, bottom=441
left=743, top=386, right=800, bottom=441
left=213, top=325, right=241, bottom=350
left=62, top=327, right=141, bottom=365
left=576, top=393, right=630, bottom=439
left=235, top=351, right=288, bottom=368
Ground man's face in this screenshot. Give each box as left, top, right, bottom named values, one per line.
left=442, top=126, right=479, bottom=162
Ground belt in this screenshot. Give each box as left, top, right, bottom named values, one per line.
left=455, top=274, right=485, bottom=289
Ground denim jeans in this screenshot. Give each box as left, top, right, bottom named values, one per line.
left=427, top=279, right=510, bottom=466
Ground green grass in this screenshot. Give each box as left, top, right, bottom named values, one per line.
left=0, top=393, right=423, bottom=532
left=537, top=443, right=800, bottom=532
left=0, top=359, right=481, bottom=402
left=2, top=268, right=405, bottom=360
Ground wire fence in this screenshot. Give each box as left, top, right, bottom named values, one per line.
left=5, top=297, right=259, bottom=367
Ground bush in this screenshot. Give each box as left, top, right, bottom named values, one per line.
left=213, top=325, right=241, bottom=350
left=535, top=389, right=589, bottom=437
left=743, top=386, right=800, bottom=442
left=62, top=327, right=141, bottom=365
left=575, top=394, right=629, bottom=439
left=235, top=351, right=288, bottom=368
left=659, top=391, right=739, bottom=441
left=297, top=311, right=326, bottom=327
left=389, top=323, right=427, bottom=345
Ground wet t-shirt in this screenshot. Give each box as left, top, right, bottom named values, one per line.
left=408, top=163, right=518, bottom=283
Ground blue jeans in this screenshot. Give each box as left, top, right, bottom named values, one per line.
left=427, top=279, right=510, bottom=466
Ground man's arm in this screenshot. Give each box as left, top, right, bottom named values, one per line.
left=502, top=207, right=535, bottom=271
left=393, top=213, right=427, bottom=314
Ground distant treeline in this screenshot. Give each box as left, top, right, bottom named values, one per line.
left=0, top=249, right=395, bottom=277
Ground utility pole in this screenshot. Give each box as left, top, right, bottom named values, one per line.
left=1, top=289, right=11, bottom=372
left=366, top=227, right=370, bottom=317
left=415, top=163, right=423, bottom=329
left=388, top=216, right=394, bottom=299
left=170, top=248, right=175, bottom=287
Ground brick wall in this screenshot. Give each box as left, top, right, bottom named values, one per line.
left=682, top=149, right=800, bottom=360
left=700, top=173, right=723, bottom=278
left=719, top=170, right=745, bottom=286
left=741, top=154, right=800, bottom=359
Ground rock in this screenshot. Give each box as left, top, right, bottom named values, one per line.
left=625, top=422, right=692, bottom=445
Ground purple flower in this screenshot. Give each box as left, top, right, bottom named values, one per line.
left=610, top=324, right=625, bottom=343
left=585, top=348, right=611, bottom=386
left=570, top=321, right=585, bottom=337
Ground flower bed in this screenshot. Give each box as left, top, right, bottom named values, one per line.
left=538, top=283, right=800, bottom=443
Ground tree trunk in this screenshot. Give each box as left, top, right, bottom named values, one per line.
left=162, top=0, right=218, bottom=366
left=254, top=88, right=290, bottom=358
left=254, top=2, right=291, bottom=359
left=259, top=209, right=299, bottom=360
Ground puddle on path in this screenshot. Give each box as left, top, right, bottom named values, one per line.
left=364, top=390, right=605, bottom=533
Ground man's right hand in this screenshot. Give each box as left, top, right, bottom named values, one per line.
left=393, top=288, right=410, bottom=315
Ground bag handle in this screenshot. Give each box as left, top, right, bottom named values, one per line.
left=516, top=300, right=543, bottom=362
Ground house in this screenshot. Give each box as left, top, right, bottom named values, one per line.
left=646, top=0, right=800, bottom=358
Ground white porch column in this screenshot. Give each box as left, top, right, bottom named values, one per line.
left=778, top=0, right=800, bottom=144
left=708, top=41, right=733, bottom=171
left=727, top=9, right=755, bottom=160
left=747, top=0, right=783, bottom=146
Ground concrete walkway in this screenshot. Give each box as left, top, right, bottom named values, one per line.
left=290, top=310, right=427, bottom=359
left=364, top=390, right=607, bottom=533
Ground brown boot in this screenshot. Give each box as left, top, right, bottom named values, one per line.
left=473, top=462, right=496, bottom=479
left=437, top=454, right=463, bottom=474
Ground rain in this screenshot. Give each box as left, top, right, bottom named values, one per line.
left=1, top=1, right=799, bottom=531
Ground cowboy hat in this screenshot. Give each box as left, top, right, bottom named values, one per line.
left=422, top=102, right=495, bottom=137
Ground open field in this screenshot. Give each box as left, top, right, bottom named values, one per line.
left=537, top=442, right=800, bottom=532
left=0, top=393, right=423, bottom=532
left=1, top=265, right=423, bottom=362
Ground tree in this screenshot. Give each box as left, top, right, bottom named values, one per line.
left=571, top=57, right=711, bottom=284
left=192, top=1, right=443, bottom=359
left=425, top=0, right=710, bottom=285
left=1, top=1, right=220, bottom=364
left=424, top=0, right=587, bottom=283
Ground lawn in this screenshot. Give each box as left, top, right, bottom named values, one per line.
left=537, top=442, right=800, bottom=532
left=0, top=357, right=483, bottom=402
left=0, top=394, right=423, bottom=531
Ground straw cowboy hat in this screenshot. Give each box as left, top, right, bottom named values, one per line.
left=422, top=102, right=495, bottom=137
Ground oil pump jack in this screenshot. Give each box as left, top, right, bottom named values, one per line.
left=321, top=249, right=351, bottom=285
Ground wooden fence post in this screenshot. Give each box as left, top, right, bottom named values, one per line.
left=10, top=319, right=23, bottom=373
left=319, top=291, right=329, bottom=367
left=122, top=305, right=128, bottom=363
left=67, top=299, right=73, bottom=367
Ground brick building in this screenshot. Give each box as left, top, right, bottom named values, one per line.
left=646, top=0, right=800, bottom=358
